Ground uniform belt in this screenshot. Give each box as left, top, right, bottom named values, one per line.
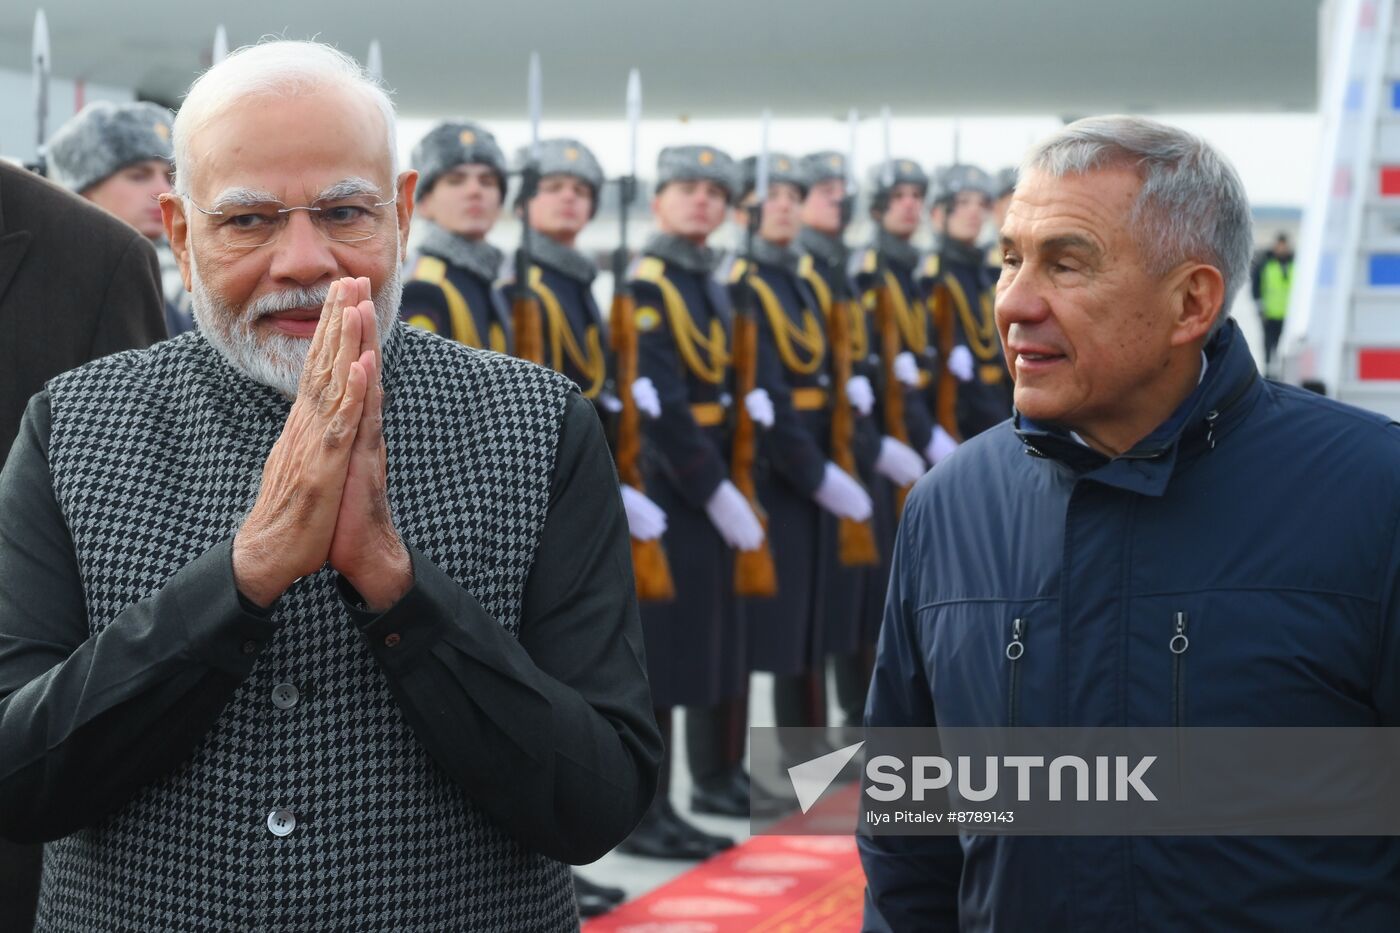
left=791, top=387, right=829, bottom=411
left=690, top=402, right=728, bottom=427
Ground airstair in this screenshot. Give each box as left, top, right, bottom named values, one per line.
left=1287, top=0, right=1400, bottom=417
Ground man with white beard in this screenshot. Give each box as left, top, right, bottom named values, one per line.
left=0, top=40, right=660, bottom=932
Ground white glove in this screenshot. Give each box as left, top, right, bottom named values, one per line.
left=875, top=436, right=927, bottom=486
left=632, top=377, right=661, bottom=418
left=705, top=480, right=765, bottom=551
left=621, top=485, right=668, bottom=541
left=948, top=345, right=975, bottom=383
left=845, top=375, right=874, bottom=416
left=598, top=392, right=623, bottom=413
left=893, top=351, right=922, bottom=388
left=924, top=425, right=959, bottom=466
left=745, top=388, right=774, bottom=428
left=813, top=462, right=873, bottom=521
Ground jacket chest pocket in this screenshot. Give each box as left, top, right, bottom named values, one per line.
left=1125, top=591, right=1380, bottom=726
left=916, top=598, right=1058, bottom=727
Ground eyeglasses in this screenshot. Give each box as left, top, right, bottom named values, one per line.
left=188, top=192, right=398, bottom=249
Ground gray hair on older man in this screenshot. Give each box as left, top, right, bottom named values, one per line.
left=1021, top=115, right=1253, bottom=328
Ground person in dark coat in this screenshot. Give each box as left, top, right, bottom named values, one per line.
left=497, top=137, right=667, bottom=912
left=621, top=144, right=769, bottom=856
left=728, top=153, right=872, bottom=734
left=0, top=157, right=166, bottom=933
left=399, top=120, right=512, bottom=351
left=850, top=159, right=959, bottom=468
left=46, top=100, right=192, bottom=337
left=862, top=115, right=1400, bottom=933
left=795, top=151, right=925, bottom=727
left=922, top=163, right=1013, bottom=440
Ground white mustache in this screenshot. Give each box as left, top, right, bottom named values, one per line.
left=248, top=285, right=332, bottom=319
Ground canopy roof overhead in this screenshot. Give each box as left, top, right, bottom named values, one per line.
left=0, top=0, right=1319, bottom=118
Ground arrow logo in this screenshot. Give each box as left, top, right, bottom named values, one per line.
left=787, top=741, right=865, bottom=814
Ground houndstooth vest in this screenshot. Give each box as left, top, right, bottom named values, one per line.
left=36, top=324, right=579, bottom=932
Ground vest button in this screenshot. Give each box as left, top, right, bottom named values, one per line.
left=384, top=633, right=401, bottom=648
left=271, top=683, right=299, bottom=710
left=267, top=809, right=296, bottom=837
left=241, top=640, right=257, bottom=656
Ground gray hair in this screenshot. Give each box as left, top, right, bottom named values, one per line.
left=1022, top=115, right=1253, bottom=327
left=173, top=39, right=398, bottom=197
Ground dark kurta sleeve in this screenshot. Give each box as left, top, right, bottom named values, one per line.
left=338, top=392, right=662, bottom=864
left=88, top=234, right=168, bottom=357
left=0, top=393, right=279, bottom=843
left=632, top=278, right=728, bottom=509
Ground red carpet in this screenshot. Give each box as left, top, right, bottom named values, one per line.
left=582, top=833, right=866, bottom=933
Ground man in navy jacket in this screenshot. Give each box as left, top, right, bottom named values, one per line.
left=861, top=115, right=1400, bottom=932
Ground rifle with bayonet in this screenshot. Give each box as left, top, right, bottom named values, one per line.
left=511, top=52, right=545, bottom=364
left=25, top=10, right=50, bottom=176
left=729, top=114, right=778, bottom=598
left=873, top=107, right=915, bottom=515
left=609, top=69, right=675, bottom=601
left=827, top=111, right=878, bottom=566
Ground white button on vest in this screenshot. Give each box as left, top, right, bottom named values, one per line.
left=267, top=809, right=296, bottom=837
left=271, top=684, right=299, bottom=710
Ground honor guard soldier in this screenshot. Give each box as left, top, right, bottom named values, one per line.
left=620, top=144, right=763, bottom=858
left=503, top=139, right=620, bottom=405
left=399, top=120, right=511, bottom=351
left=47, top=101, right=189, bottom=336
left=501, top=138, right=670, bottom=910
left=730, top=152, right=872, bottom=735
left=797, top=152, right=926, bottom=727
left=851, top=159, right=960, bottom=468
left=924, top=163, right=1014, bottom=439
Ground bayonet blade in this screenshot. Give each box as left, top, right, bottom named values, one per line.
left=367, top=39, right=383, bottom=82
left=846, top=108, right=859, bottom=192
left=32, top=9, right=50, bottom=157
left=880, top=105, right=894, bottom=188
left=212, top=24, right=228, bottom=65
left=527, top=51, right=542, bottom=159
left=756, top=109, right=771, bottom=203
left=626, top=68, right=641, bottom=180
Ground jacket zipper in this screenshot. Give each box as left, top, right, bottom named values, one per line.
left=1006, top=617, right=1026, bottom=726
left=1170, top=611, right=1189, bottom=726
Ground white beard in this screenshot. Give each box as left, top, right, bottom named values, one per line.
left=189, top=249, right=404, bottom=399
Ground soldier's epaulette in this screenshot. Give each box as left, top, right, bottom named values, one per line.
left=921, top=253, right=941, bottom=281
left=632, top=256, right=666, bottom=282
left=412, top=255, right=449, bottom=285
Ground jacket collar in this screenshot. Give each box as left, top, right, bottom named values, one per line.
left=797, top=226, right=845, bottom=270
left=751, top=236, right=799, bottom=273
left=527, top=231, right=596, bottom=284
left=873, top=228, right=919, bottom=271
left=1014, top=318, right=1260, bottom=496
left=416, top=220, right=503, bottom=283
left=0, top=174, right=30, bottom=309
left=643, top=232, right=717, bottom=274
left=939, top=235, right=985, bottom=270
